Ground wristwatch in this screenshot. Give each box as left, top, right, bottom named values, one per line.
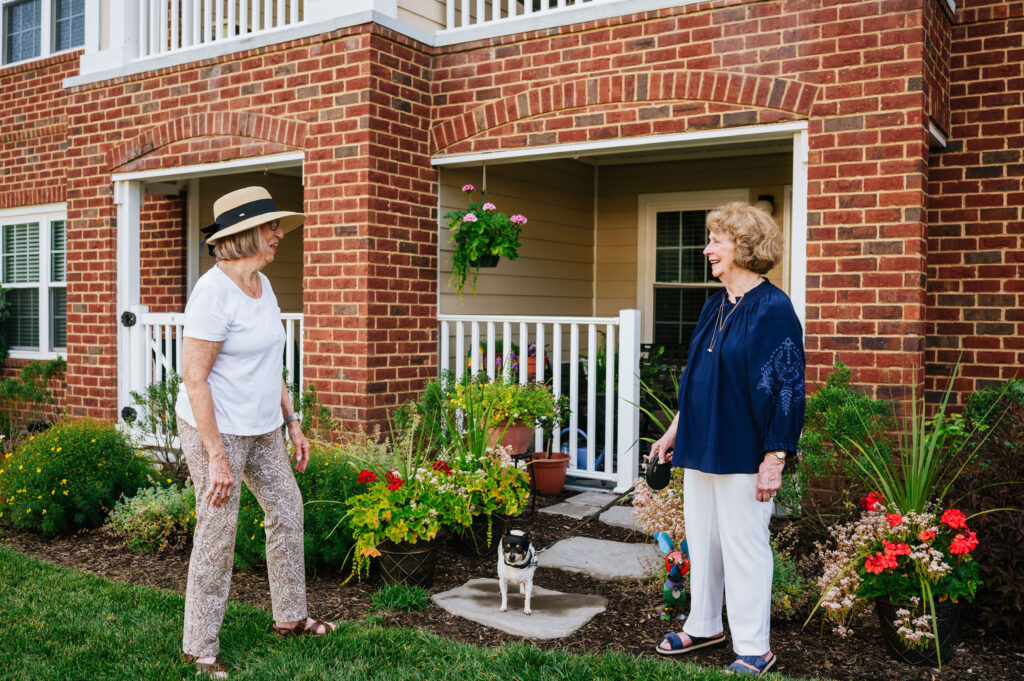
left=768, top=450, right=786, bottom=462
left=282, top=413, right=300, bottom=426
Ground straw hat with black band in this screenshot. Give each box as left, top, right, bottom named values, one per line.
left=200, top=186, right=305, bottom=255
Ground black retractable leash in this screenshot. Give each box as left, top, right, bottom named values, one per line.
left=533, top=457, right=671, bottom=555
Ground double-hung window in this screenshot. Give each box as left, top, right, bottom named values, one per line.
left=2, top=0, right=84, bottom=65
left=0, top=205, right=66, bottom=357
left=638, top=189, right=749, bottom=354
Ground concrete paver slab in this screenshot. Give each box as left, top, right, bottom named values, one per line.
left=599, top=505, right=643, bottom=532
left=539, top=537, right=661, bottom=581
left=431, top=578, right=606, bottom=639
left=539, top=502, right=594, bottom=519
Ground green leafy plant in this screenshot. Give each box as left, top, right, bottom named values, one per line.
left=0, top=357, right=66, bottom=428
left=964, top=377, right=1024, bottom=430
left=771, top=541, right=813, bottom=621
left=127, top=373, right=184, bottom=479
left=0, top=283, right=10, bottom=366
left=444, top=184, right=526, bottom=297
left=0, top=419, right=153, bottom=532
left=106, top=481, right=196, bottom=552
left=370, top=583, right=430, bottom=612
left=295, top=383, right=338, bottom=443
left=446, top=376, right=559, bottom=427
left=775, top=362, right=895, bottom=514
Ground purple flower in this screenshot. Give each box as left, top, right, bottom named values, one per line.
left=510, top=214, right=528, bottom=225
left=462, top=184, right=474, bottom=192
left=483, top=202, right=496, bottom=211
left=463, top=213, right=478, bottom=222
left=495, top=356, right=503, bottom=368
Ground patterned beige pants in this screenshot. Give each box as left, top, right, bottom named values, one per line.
left=179, top=418, right=307, bottom=658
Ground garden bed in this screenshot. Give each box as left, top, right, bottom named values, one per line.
left=1, top=492, right=1020, bottom=681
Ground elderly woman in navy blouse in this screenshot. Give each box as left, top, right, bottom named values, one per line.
left=650, top=202, right=805, bottom=677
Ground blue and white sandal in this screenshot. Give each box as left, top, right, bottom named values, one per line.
left=725, top=653, right=776, bottom=675
left=655, top=631, right=727, bottom=657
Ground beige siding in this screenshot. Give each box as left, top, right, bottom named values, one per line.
left=594, top=154, right=792, bottom=322
left=439, top=160, right=595, bottom=317
left=397, top=0, right=446, bottom=32
left=196, top=172, right=304, bottom=312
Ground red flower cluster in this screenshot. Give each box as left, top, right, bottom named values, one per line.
left=886, top=513, right=903, bottom=527
left=357, top=470, right=377, bottom=485
left=918, top=529, right=936, bottom=542
left=865, top=541, right=910, bottom=574
left=950, top=531, right=978, bottom=555
left=432, top=461, right=453, bottom=475
left=860, top=491, right=884, bottom=511
left=941, top=508, right=967, bottom=530
left=385, top=472, right=404, bottom=491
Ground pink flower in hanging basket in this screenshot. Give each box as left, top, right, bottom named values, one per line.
left=462, top=184, right=474, bottom=192
left=483, top=202, right=496, bottom=211
left=463, top=213, right=478, bottom=223
left=510, top=214, right=528, bottom=225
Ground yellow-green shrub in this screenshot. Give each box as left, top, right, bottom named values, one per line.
left=0, top=419, right=153, bottom=533
left=106, top=482, right=196, bottom=552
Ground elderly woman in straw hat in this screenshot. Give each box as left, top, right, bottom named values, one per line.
left=650, top=202, right=805, bottom=676
left=175, top=187, right=334, bottom=678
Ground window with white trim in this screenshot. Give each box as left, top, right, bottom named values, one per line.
left=2, top=0, right=83, bottom=65
left=0, top=206, right=66, bottom=356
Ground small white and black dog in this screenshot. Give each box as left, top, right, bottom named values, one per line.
left=497, top=529, right=537, bottom=615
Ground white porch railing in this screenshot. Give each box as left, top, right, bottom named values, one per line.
left=124, top=306, right=303, bottom=418
left=137, top=0, right=304, bottom=59
left=444, top=0, right=618, bottom=31
left=438, top=310, right=640, bottom=492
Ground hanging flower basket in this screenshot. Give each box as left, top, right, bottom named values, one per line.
left=444, top=184, right=527, bottom=297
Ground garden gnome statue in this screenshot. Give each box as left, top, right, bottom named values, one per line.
left=655, top=532, right=690, bottom=621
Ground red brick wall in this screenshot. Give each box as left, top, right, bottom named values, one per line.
left=64, top=26, right=437, bottom=427
left=431, top=0, right=938, bottom=401
left=925, top=1, right=1024, bottom=403
left=139, top=194, right=187, bottom=312
left=0, top=358, right=66, bottom=431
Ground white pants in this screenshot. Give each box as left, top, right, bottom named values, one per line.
left=682, top=468, right=773, bottom=656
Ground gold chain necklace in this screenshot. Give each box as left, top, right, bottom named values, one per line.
left=706, top=279, right=762, bottom=353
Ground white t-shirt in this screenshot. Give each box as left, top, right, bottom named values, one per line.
left=175, top=265, right=286, bottom=435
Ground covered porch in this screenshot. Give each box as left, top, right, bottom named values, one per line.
left=433, top=122, right=809, bottom=492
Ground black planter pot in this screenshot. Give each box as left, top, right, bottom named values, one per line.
left=470, top=254, right=500, bottom=268
left=874, top=597, right=963, bottom=667
left=376, top=538, right=442, bottom=588
left=452, top=514, right=508, bottom=557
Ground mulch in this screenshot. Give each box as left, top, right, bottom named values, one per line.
left=1, top=492, right=1021, bottom=681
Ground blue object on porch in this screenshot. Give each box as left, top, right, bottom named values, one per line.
left=559, top=428, right=605, bottom=470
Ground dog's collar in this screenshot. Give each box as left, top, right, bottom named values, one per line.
left=503, top=548, right=537, bottom=569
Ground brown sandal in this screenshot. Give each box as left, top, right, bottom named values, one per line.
left=272, top=617, right=336, bottom=638
left=183, top=654, right=229, bottom=679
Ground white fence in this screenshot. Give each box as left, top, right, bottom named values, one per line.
left=124, top=306, right=303, bottom=418
left=444, top=0, right=615, bottom=31
left=137, top=0, right=304, bottom=58
left=438, top=310, right=640, bottom=492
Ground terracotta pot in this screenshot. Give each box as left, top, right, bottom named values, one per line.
left=487, top=422, right=534, bottom=456
left=874, top=597, right=963, bottom=667
left=529, top=451, right=570, bottom=496
left=376, top=538, right=442, bottom=588
left=451, top=513, right=509, bottom=557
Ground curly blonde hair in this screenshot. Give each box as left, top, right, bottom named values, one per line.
left=706, top=202, right=783, bottom=275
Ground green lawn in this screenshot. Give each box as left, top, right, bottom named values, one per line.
left=0, top=546, right=811, bottom=680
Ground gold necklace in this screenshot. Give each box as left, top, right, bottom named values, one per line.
left=706, top=279, right=761, bottom=353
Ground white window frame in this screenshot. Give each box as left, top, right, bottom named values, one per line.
left=0, top=203, right=66, bottom=359
left=636, top=188, right=748, bottom=345
left=1, top=0, right=84, bottom=67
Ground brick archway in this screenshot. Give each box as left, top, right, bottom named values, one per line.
left=430, top=70, right=819, bottom=153
left=107, top=112, right=307, bottom=170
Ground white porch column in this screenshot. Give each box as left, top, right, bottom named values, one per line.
left=790, top=129, right=808, bottom=331
left=79, top=0, right=140, bottom=76
left=114, top=180, right=144, bottom=418
left=615, top=309, right=641, bottom=492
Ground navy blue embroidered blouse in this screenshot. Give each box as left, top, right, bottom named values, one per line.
left=672, top=280, right=806, bottom=475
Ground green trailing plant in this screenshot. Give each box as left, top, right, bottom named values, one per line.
left=127, top=373, right=184, bottom=479
left=964, top=377, right=1024, bottom=430
left=0, top=283, right=10, bottom=366
left=106, top=481, right=196, bottom=552
left=0, top=419, right=153, bottom=533
left=771, top=541, right=814, bottom=621
left=775, top=362, right=895, bottom=514
left=296, top=384, right=338, bottom=443
left=444, top=184, right=526, bottom=297
left=370, top=583, right=430, bottom=612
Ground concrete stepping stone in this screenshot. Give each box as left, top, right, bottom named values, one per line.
left=599, top=505, right=644, bottom=533
left=539, top=537, right=662, bottom=581
left=431, top=578, right=606, bottom=639
left=540, top=491, right=617, bottom=519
